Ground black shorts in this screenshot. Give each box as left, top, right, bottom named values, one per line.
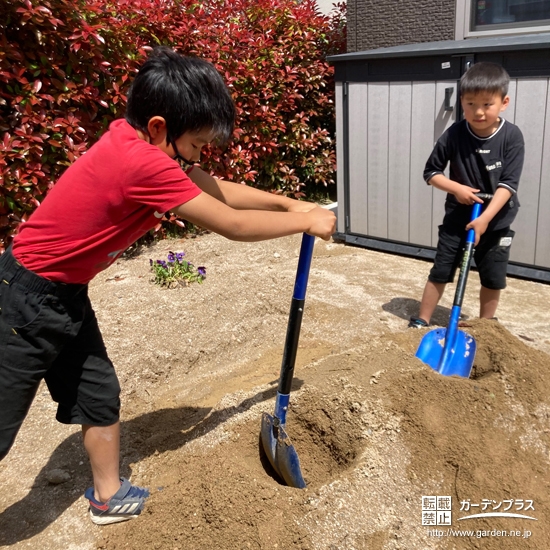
left=429, top=223, right=515, bottom=290
left=0, top=248, right=120, bottom=460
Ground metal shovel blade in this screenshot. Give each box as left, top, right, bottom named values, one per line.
left=415, top=327, right=477, bottom=378
left=260, top=412, right=306, bottom=489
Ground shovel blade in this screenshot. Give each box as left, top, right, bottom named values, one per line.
left=415, top=327, right=476, bottom=378
left=260, top=412, right=306, bottom=489
left=275, top=424, right=307, bottom=489
left=261, top=412, right=281, bottom=476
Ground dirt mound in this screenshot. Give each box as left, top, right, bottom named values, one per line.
left=384, top=321, right=550, bottom=549
left=98, top=320, right=549, bottom=550
left=98, top=387, right=369, bottom=550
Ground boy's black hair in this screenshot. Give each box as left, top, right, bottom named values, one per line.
left=459, top=62, right=510, bottom=99
left=125, top=46, right=235, bottom=145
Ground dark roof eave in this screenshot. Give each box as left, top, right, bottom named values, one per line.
left=327, top=32, right=550, bottom=63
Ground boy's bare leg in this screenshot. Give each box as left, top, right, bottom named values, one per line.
left=418, top=280, right=446, bottom=324
left=82, top=422, right=121, bottom=502
left=479, top=286, right=500, bottom=319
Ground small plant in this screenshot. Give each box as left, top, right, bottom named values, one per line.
left=149, top=251, right=206, bottom=288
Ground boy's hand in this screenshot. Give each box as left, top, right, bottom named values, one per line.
left=306, top=206, right=337, bottom=240
left=454, top=185, right=483, bottom=205
left=466, top=217, right=489, bottom=246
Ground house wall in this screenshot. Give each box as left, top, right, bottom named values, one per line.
left=347, top=0, right=456, bottom=52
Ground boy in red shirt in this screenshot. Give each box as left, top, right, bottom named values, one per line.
left=0, top=47, right=335, bottom=524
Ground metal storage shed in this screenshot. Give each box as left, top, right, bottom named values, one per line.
left=328, top=33, right=550, bottom=282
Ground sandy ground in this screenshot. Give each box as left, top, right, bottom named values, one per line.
left=1, top=230, right=549, bottom=550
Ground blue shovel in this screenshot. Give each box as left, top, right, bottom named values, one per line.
left=415, top=194, right=492, bottom=378
left=260, top=233, right=315, bottom=488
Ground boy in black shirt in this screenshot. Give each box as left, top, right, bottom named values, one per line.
left=409, top=62, right=524, bottom=328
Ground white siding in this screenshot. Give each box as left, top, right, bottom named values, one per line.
left=510, top=78, right=548, bottom=265
left=341, top=76, right=550, bottom=272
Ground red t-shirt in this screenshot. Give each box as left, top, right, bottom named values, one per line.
left=12, top=119, right=201, bottom=284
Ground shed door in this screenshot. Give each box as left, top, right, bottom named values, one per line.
left=346, top=80, right=458, bottom=248
left=504, top=77, right=550, bottom=269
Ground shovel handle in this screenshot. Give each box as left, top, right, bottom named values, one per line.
left=293, top=234, right=315, bottom=301
left=465, top=193, right=492, bottom=245
left=475, top=193, right=493, bottom=201
left=466, top=203, right=482, bottom=245
left=278, top=233, right=315, bottom=395
left=455, top=200, right=487, bottom=307
left=452, top=193, right=493, bottom=320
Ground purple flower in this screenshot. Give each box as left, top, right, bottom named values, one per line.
left=176, top=252, right=185, bottom=262
left=167, top=252, right=175, bottom=263
left=198, top=266, right=206, bottom=277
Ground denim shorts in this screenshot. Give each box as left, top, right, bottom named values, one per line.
left=429, top=224, right=515, bottom=290
left=0, top=248, right=120, bottom=460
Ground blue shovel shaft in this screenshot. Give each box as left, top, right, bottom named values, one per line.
left=278, top=233, right=315, bottom=398
left=293, top=233, right=315, bottom=301
left=437, top=202, right=481, bottom=373
left=260, top=233, right=314, bottom=489
left=452, top=202, right=481, bottom=311
left=273, top=392, right=290, bottom=427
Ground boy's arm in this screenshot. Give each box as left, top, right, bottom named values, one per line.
left=188, top=166, right=317, bottom=212
left=427, top=173, right=483, bottom=205
left=467, top=127, right=525, bottom=245
left=430, top=174, right=512, bottom=245
left=172, top=191, right=336, bottom=241
left=424, top=125, right=481, bottom=205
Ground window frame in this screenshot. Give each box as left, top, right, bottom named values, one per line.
left=455, top=0, right=550, bottom=39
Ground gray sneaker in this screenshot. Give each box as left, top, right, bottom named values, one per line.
left=85, top=478, right=150, bottom=525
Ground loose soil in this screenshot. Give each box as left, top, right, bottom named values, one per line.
left=1, top=232, right=549, bottom=550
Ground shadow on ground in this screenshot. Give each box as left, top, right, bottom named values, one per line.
left=0, top=378, right=303, bottom=545
left=381, top=296, right=470, bottom=326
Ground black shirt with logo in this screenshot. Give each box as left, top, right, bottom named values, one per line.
left=424, top=118, right=524, bottom=231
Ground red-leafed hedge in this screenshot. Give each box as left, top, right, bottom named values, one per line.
left=0, top=0, right=346, bottom=251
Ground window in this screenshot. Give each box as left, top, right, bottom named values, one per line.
left=458, top=0, right=550, bottom=37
